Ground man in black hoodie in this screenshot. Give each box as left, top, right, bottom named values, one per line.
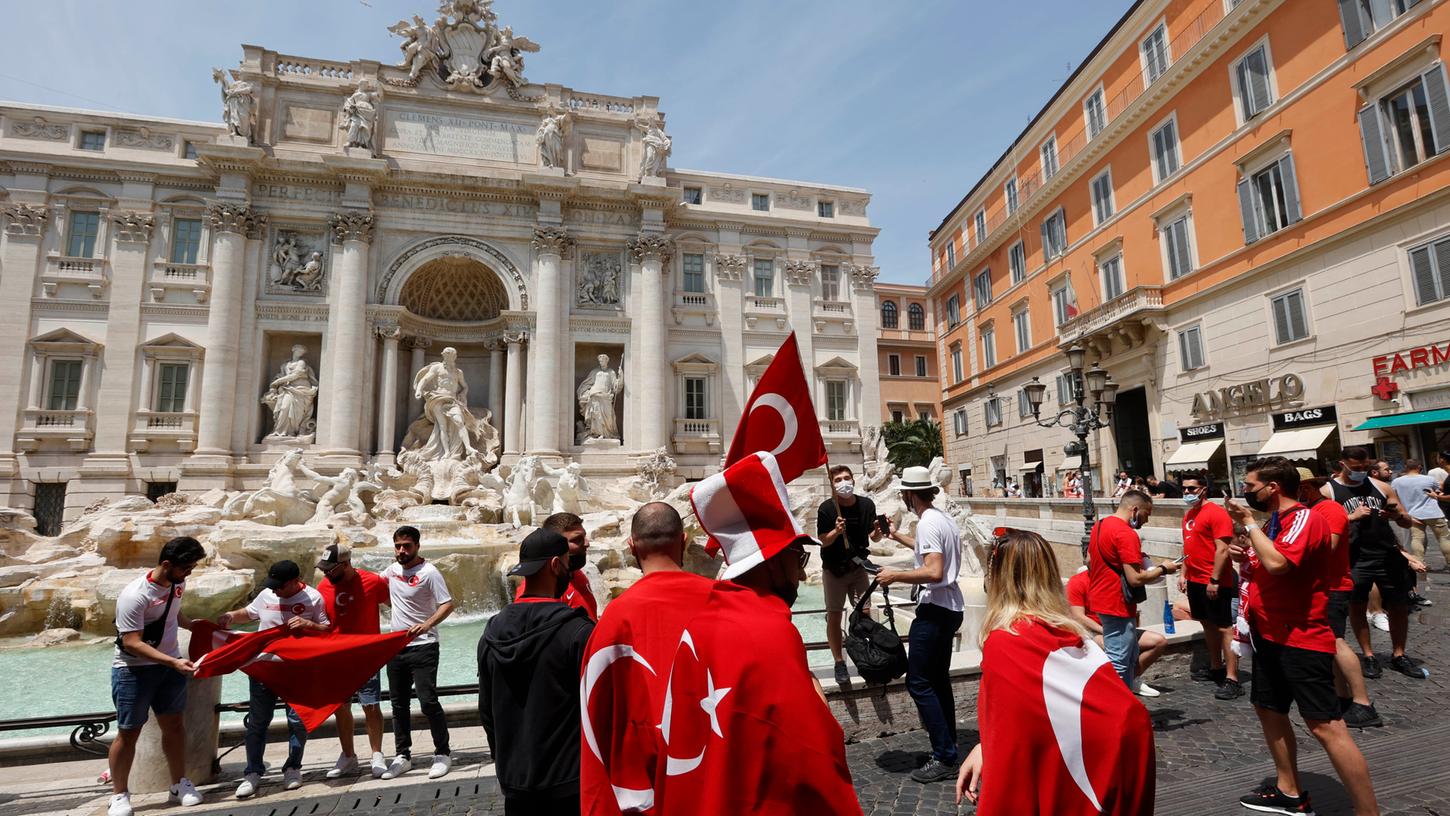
left=478, top=528, right=595, bottom=815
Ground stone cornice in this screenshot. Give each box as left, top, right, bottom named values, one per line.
left=207, top=203, right=267, bottom=238
left=329, top=211, right=376, bottom=244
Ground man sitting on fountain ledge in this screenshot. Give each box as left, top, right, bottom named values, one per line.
left=512, top=512, right=597, bottom=620
left=382, top=525, right=455, bottom=781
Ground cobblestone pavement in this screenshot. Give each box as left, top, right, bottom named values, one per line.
left=847, top=579, right=1450, bottom=815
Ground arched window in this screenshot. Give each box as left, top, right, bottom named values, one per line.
left=881, top=301, right=898, bottom=328
left=908, top=303, right=926, bottom=331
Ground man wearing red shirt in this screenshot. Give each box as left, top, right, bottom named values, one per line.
left=1064, top=568, right=1167, bottom=690
left=1087, top=490, right=1180, bottom=689
left=1228, top=457, right=1378, bottom=816
left=513, top=512, right=598, bottom=620
left=1178, top=474, right=1242, bottom=699
left=315, top=542, right=391, bottom=779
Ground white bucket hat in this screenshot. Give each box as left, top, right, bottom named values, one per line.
left=890, top=465, right=935, bottom=491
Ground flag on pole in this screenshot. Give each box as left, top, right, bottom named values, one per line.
left=724, top=332, right=827, bottom=482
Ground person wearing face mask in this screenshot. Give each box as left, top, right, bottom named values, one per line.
left=381, top=525, right=456, bottom=780
left=1177, top=474, right=1240, bottom=697
left=313, top=542, right=392, bottom=779
left=1087, top=490, right=1181, bottom=691
left=480, top=528, right=596, bottom=816
left=513, top=512, right=597, bottom=621
left=815, top=464, right=883, bottom=686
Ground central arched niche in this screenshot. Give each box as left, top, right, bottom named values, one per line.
left=398, top=255, right=509, bottom=322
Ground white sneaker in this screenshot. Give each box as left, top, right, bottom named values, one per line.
left=169, top=777, right=204, bottom=806
left=428, top=754, right=452, bottom=779
left=108, top=793, right=133, bottom=816
left=1372, top=611, right=1390, bottom=632
left=235, top=773, right=261, bottom=799
left=283, top=767, right=302, bottom=791
left=326, top=753, right=358, bottom=779
left=380, top=754, right=411, bottom=780
left=370, top=752, right=389, bottom=778
left=1133, top=680, right=1162, bottom=698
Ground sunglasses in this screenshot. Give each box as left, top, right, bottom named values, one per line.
left=788, top=546, right=811, bottom=569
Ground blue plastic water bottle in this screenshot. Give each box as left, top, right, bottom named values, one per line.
left=1163, top=598, right=1176, bottom=634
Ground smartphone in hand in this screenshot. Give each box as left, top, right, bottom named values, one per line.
left=875, top=514, right=892, bottom=536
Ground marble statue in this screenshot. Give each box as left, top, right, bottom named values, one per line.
left=541, top=461, right=589, bottom=515
left=222, top=448, right=321, bottom=526
left=411, top=347, right=482, bottom=460
left=308, top=468, right=361, bottom=524
left=631, top=446, right=678, bottom=501
left=502, top=455, right=548, bottom=529
left=637, top=118, right=672, bottom=179
left=293, top=253, right=325, bottom=291
left=211, top=68, right=256, bottom=142
left=577, top=253, right=621, bottom=306
left=439, top=0, right=494, bottom=26
left=576, top=354, right=624, bottom=444
left=272, top=235, right=301, bottom=285
left=339, top=81, right=380, bottom=153
left=536, top=112, right=568, bottom=170
left=485, top=25, right=539, bottom=88
left=388, top=15, right=442, bottom=82
left=261, top=346, right=318, bottom=441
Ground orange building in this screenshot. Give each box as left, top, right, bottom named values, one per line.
left=930, top=0, right=1450, bottom=497
left=874, top=282, right=941, bottom=424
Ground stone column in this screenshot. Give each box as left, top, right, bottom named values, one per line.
left=850, top=265, right=882, bottom=443
left=528, top=227, right=571, bottom=454
left=504, top=331, right=526, bottom=455
left=89, top=212, right=156, bottom=456
left=489, top=341, right=504, bottom=433
left=323, top=211, right=374, bottom=459
left=195, top=204, right=265, bottom=455
left=375, top=325, right=401, bottom=457
left=713, top=254, right=747, bottom=448
left=407, top=337, right=430, bottom=422
left=1, top=204, right=50, bottom=488
left=629, top=234, right=674, bottom=451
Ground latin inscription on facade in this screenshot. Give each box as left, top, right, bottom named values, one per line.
left=385, top=110, right=535, bottom=163
left=253, top=183, right=344, bottom=205
left=376, top=193, right=537, bottom=219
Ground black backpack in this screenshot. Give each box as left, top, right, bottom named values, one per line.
left=844, top=579, right=908, bottom=685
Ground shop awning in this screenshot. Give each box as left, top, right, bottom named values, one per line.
left=1164, top=438, right=1224, bottom=470
left=1019, top=461, right=1044, bottom=472
left=1354, top=408, right=1450, bottom=431
left=1057, top=455, right=1082, bottom=471
left=1257, top=424, right=1337, bottom=460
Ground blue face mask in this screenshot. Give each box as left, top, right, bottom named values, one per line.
left=1184, top=490, right=1202, bottom=505
left=1347, top=469, right=1369, bottom=485
left=1129, top=514, right=1143, bottom=530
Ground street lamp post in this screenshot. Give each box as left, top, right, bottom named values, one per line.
left=1022, top=343, right=1118, bottom=562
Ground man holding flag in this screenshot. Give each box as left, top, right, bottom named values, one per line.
left=314, top=542, right=391, bottom=779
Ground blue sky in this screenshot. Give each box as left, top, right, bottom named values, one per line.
left=0, top=0, right=1128, bottom=284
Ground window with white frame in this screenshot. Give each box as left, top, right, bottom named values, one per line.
left=951, top=343, right=964, bottom=382
left=1009, top=240, right=1026, bottom=284
left=1041, top=209, right=1067, bottom=260
left=1090, top=169, right=1115, bottom=224
left=915, top=355, right=928, bottom=377
left=946, top=241, right=956, bottom=269
left=1051, top=279, right=1078, bottom=326
left=1142, top=23, right=1170, bottom=84
left=821, top=264, right=841, bottom=301
left=1360, top=65, right=1450, bottom=185
left=66, top=211, right=100, bottom=257
left=683, top=186, right=703, bottom=205
left=973, top=269, right=993, bottom=309
left=1018, top=388, right=1034, bottom=419
left=1041, top=136, right=1060, bottom=180
left=1239, top=153, right=1303, bottom=243
left=1339, top=0, right=1425, bottom=50
left=1084, top=89, right=1108, bottom=138
left=881, top=300, right=898, bottom=328
left=47, top=359, right=83, bottom=411
left=946, top=294, right=961, bottom=327
left=974, top=209, right=987, bottom=244
left=684, top=377, right=707, bottom=420
left=752, top=258, right=774, bottom=297
left=1056, top=371, right=1076, bottom=405
left=682, top=253, right=706, bottom=293
left=182, top=141, right=199, bottom=160
left=1005, top=178, right=1019, bottom=214
left=170, top=218, right=203, bottom=264
left=1100, top=253, right=1126, bottom=301
left=1160, top=212, right=1196, bottom=280
left=825, top=380, right=847, bottom=421
left=888, top=354, right=901, bottom=377
left=78, top=130, right=106, bottom=151
left=981, top=327, right=997, bottom=369
left=1232, top=43, right=1275, bottom=122
left=818, top=200, right=835, bottom=218
left=908, top=303, right=926, bottom=330
left=1178, top=326, right=1207, bottom=371
left=1270, top=288, right=1311, bottom=344
left=751, top=193, right=770, bottom=212
left=1407, top=233, right=1450, bottom=305
left=1150, top=116, right=1182, bottom=183
left=985, top=397, right=1003, bottom=427
left=155, top=363, right=190, bottom=413
left=892, top=408, right=905, bottom=423
left=1013, top=308, right=1031, bottom=353
left=953, top=408, right=968, bottom=436
left=918, top=407, right=932, bottom=422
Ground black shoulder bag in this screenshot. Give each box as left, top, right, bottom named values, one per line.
left=115, top=584, right=176, bottom=656
left=844, top=579, right=909, bottom=685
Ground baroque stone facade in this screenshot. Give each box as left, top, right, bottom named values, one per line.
left=0, top=2, right=880, bottom=523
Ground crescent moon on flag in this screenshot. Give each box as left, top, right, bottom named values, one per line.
left=750, top=393, right=798, bottom=456
left=580, top=644, right=657, bottom=812
left=661, top=630, right=706, bottom=776
left=1041, top=644, right=1111, bottom=811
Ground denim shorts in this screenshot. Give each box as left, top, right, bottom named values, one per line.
left=355, top=672, right=382, bottom=707
left=112, top=664, right=188, bottom=730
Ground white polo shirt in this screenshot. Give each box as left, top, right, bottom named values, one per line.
left=385, top=560, right=452, bottom=646
left=244, top=585, right=330, bottom=631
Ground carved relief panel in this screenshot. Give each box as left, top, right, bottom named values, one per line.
left=266, top=226, right=330, bottom=296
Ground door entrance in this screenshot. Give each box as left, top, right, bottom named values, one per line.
left=1113, top=387, right=1155, bottom=478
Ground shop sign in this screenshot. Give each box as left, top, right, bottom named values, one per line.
left=1371, top=342, right=1450, bottom=400
left=1179, top=421, right=1224, bottom=441
left=1271, top=405, right=1338, bottom=430
left=1190, top=374, right=1304, bottom=421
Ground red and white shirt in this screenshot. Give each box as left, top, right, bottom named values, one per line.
left=245, top=585, right=330, bottom=632
left=385, top=560, right=453, bottom=646
left=1248, top=503, right=1335, bottom=653
left=1182, top=501, right=1234, bottom=586
left=319, top=569, right=389, bottom=635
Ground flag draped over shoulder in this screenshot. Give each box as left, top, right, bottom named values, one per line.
left=190, top=620, right=411, bottom=731
left=690, top=452, right=803, bottom=580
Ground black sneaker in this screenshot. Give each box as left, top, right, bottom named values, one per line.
left=1191, top=666, right=1215, bottom=682
left=910, top=757, right=958, bottom=784
left=1337, top=696, right=1352, bottom=715
left=1361, top=654, right=1383, bottom=679
left=1410, top=591, right=1433, bottom=608
left=1343, top=702, right=1383, bottom=728
left=1215, top=679, right=1245, bottom=700
left=1239, top=782, right=1315, bottom=814
left=833, top=661, right=850, bottom=686
left=1390, top=655, right=1430, bottom=679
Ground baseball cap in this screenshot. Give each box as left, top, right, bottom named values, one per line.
left=507, top=528, right=569, bottom=577
left=317, top=542, right=352, bottom=571
left=264, top=559, right=301, bottom=591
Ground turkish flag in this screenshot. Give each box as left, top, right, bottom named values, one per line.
left=690, top=451, right=804, bottom=580
left=190, top=621, right=411, bottom=732
left=725, top=332, right=827, bottom=482
left=977, top=621, right=1155, bottom=815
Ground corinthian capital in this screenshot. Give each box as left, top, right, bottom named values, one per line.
left=531, top=226, right=573, bottom=257
left=111, top=212, right=156, bottom=244
left=206, top=203, right=267, bottom=238
left=374, top=322, right=402, bottom=341
left=713, top=254, right=746, bottom=281
left=2, top=204, right=50, bottom=238
left=849, top=264, right=881, bottom=292
left=784, top=259, right=817, bottom=287
left=330, top=211, right=376, bottom=244
left=628, top=233, right=674, bottom=264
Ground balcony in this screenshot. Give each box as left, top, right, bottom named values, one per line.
left=129, top=411, right=198, bottom=452
left=671, top=290, right=716, bottom=326
left=41, top=255, right=110, bottom=298
left=148, top=261, right=211, bottom=303
left=744, top=295, right=787, bottom=331
left=672, top=417, right=721, bottom=455
left=1058, top=285, right=1165, bottom=358
left=820, top=418, right=862, bottom=454
left=811, top=299, right=855, bottom=334
left=17, top=409, right=94, bottom=451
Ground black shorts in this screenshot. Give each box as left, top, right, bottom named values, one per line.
left=1350, top=558, right=1412, bottom=607
left=1250, top=636, right=1339, bottom=722
left=1186, top=581, right=1234, bottom=628
left=1326, top=590, right=1351, bottom=640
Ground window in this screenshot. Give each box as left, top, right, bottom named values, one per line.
left=1339, top=0, right=1425, bottom=50
left=78, top=130, right=105, bottom=151
left=974, top=209, right=987, bottom=244
left=980, top=327, right=997, bottom=369
left=915, top=355, right=928, bottom=377
left=1162, top=214, right=1195, bottom=280
left=47, top=359, right=83, bottom=411
left=820, top=264, right=841, bottom=301
left=1041, top=209, right=1067, bottom=260
left=818, top=200, right=834, bottom=218
left=918, top=409, right=932, bottom=422
left=684, top=377, right=707, bottom=420
left=908, top=303, right=926, bottom=331
left=683, top=186, right=703, bottom=205
left=881, top=300, right=899, bottom=328
left=946, top=294, right=961, bottom=327
left=1013, top=308, right=1031, bottom=353
left=146, top=481, right=178, bottom=502
left=1018, top=388, right=1033, bottom=419
left=170, top=218, right=203, bottom=264
left=972, top=269, right=993, bottom=308
left=1051, top=279, right=1078, bottom=326
left=1179, top=326, right=1206, bottom=371
left=1041, top=136, right=1060, bottom=181
left=946, top=242, right=956, bottom=269
left=985, top=397, right=1003, bottom=427
left=1005, top=179, right=1019, bottom=214
left=1407, top=234, right=1450, bottom=305
left=888, top=354, right=901, bottom=377
left=1150, top=117, right=1181, bottom=182
left=951, top=344, right=965, bottom=382
left=156, top=363, right=189, bottom=413
left=751, top=193, right=770, bottom=212
left=752, top=258, right=774, bottom=297
left=1233, top=44, right=1275, bottom=121
left=1084, top=89, right=1108, bottom=138
left=1090, top=169, right=1115, bottom=224
left=953, top=408, right=968, bottom=437
left=1100, top=254, right=1125, bottom=301
left=1361, top=67, right=1450, bottom=185
left=1056, top=372, right=1076, bottom=405
left=825, top=381, right=847, bottom=421
left=1238, top=154, right=1302, bottom=243
left=892, top=409, right=905, bottom=423
left=182, top=141, right=198, bottom=160
left=33, top=483, right=66, bottom=537
left=66, top=211, right=100, bottom=257
left=1270, top=288, right=1310, bottom=344
left=1142, top=23, right=1170, bottom=84
left=682, top=253, right=705, bottom=293
left=1009, top=241, right=1026, bottom=284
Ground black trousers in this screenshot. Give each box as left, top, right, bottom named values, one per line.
left=504, top=791, right=579, bottom=815
left=387, top=642, right=450, bottom=758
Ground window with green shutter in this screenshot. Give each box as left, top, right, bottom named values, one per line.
left=47, top=360, right=83, bottom=411
left=1270, top=289, right=1310, bottom=345
left=1234, top=45, right=1274, bottom=121
left=156, top=363, right=189, bottom=413
left=682, top=253, right=705, bottom=293
left=66, top=212, right=100, bottom=258
left=170, top=219, right=203, bottom=264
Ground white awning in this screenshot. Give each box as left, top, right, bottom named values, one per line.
left=1164, top=438, right=1224, bottom=470
left=1257, top=424, right=1337, bottom=460
left=1019, top=460, right=1044, bottom=472
left=1057, top=455, right=1082, bottom=471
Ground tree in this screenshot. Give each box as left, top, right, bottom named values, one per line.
left=882, top=417, right=944, bottom=470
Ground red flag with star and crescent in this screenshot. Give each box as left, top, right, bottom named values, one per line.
left=725, top=332, right=826, bottom=482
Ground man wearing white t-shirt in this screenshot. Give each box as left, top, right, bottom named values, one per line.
left=217, top=560, right=330, bottom=798
left=877, top=466, right=964, bottom=785
left=381, top=525, right=455, bottom=781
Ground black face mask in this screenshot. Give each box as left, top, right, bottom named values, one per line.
left=1243, top=486, right=1271, bottom=512
left=568, top=551, right=586, bottom=572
